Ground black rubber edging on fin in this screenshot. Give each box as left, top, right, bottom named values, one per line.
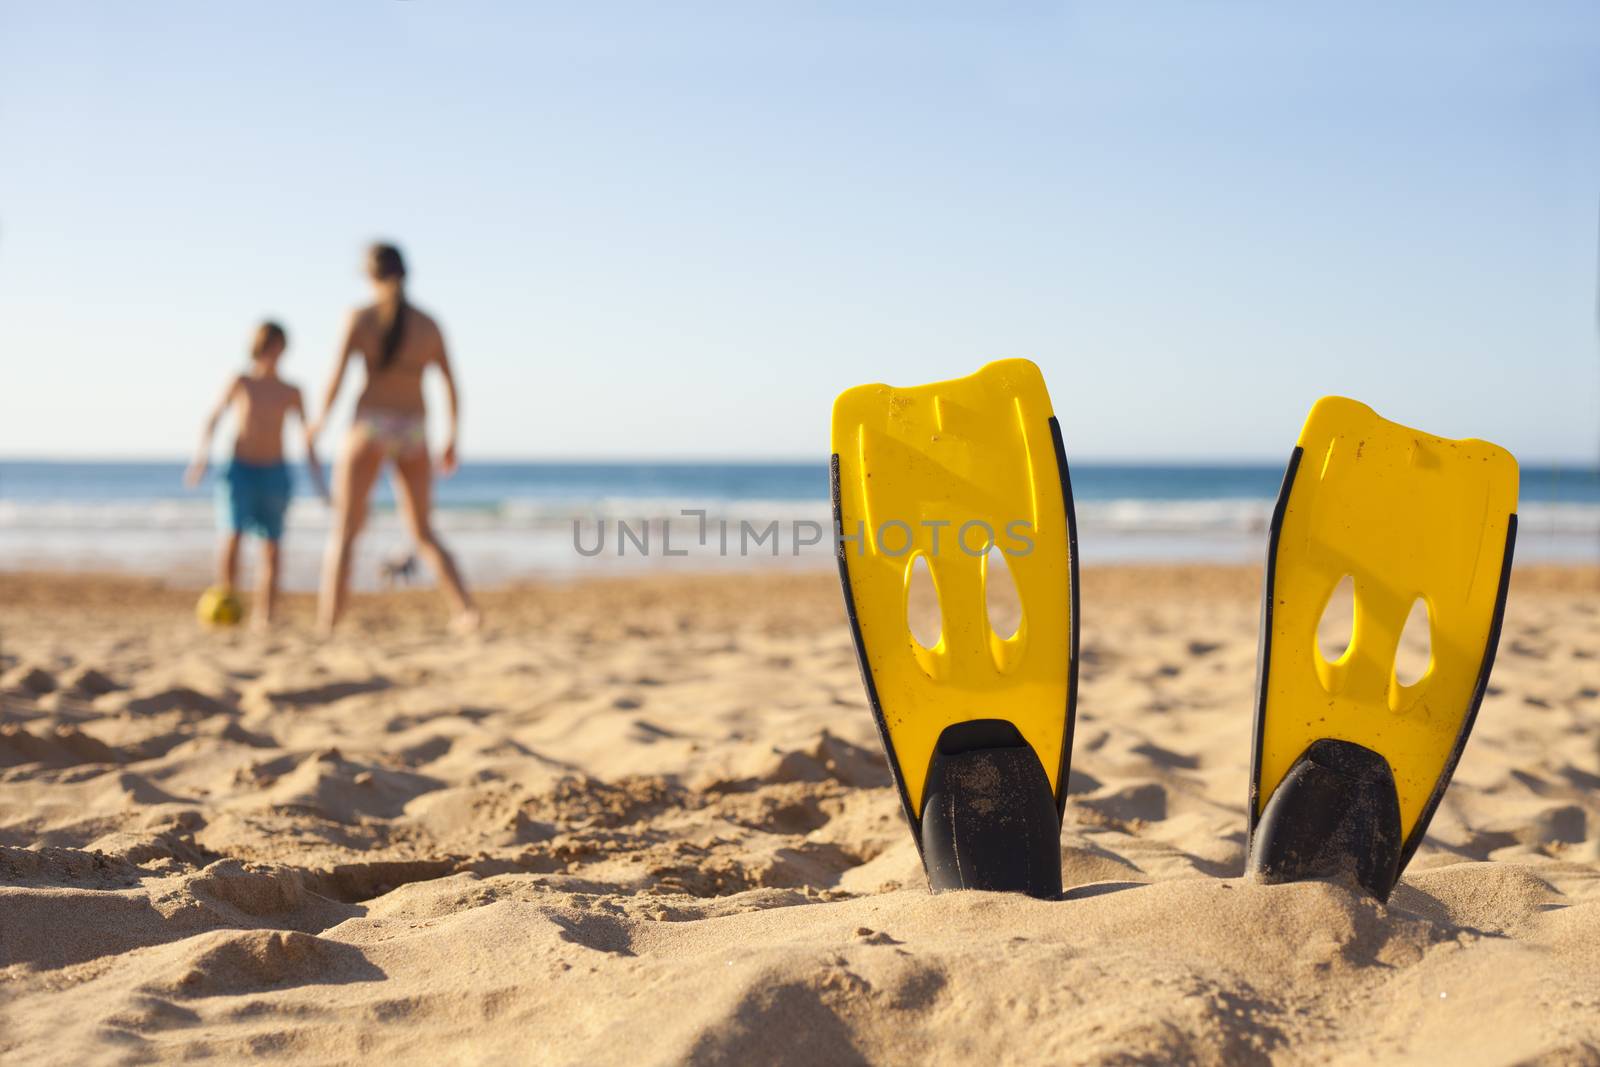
left=1048, top=415, right=1082, bottom=823
left=1395, top=513, right=1517, bottom=874
left=831, top=453, right=921, bottom=855
left=1246, top=445, right=1519, bottom=901
left=1246, top=444, right=1302, bottom=845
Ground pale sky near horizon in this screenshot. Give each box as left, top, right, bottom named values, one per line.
left=1, top=2, right=1597, bottom=462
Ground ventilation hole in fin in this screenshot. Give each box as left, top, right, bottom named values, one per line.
left=984, top=546, right=1022, bottom=640
left=1394, top=597, right=1432, bottom=687
left=1316, top=575, right=1355, bottom=663
left=906, top=555, right=942, bottom=650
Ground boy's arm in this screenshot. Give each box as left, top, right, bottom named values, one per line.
left=434, top=326, right=462, bottom=476
left=291, top=388, right=331, bottom=503
left=185, top=376, right=242, bottom=488
left=309, top=311, right=359, bottom=441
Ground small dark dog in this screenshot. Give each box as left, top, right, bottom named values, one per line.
left=380, top=552, right=419, bottom=588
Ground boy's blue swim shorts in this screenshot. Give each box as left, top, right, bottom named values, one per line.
left=217, top=459, right=291, bottom=541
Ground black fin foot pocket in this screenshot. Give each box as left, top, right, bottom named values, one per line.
left=1248, top=738, right=1403, bottom=901
left=919, top=720, right=1063, bottom=898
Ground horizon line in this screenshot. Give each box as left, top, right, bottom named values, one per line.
left=2, top=453, right=1598, bottom=470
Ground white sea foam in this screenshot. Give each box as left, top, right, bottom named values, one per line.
left=4, top=497, right=1592, bottom=534
left=1, top=495, right=1594, bottom=588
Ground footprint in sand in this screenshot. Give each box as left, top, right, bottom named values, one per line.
left=3, top=665, right=58, bottom=696
left=121, top=687, right=236, bottom=717
left=1130, top=741, right=1201, bottom=771
left=64, top=666, right=120, bottom=696
left=264, top=677, right=393, bottom=709
left=1077, top=782, right=1169, bottom=823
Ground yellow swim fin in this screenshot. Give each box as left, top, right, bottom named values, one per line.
left=831, top=359, right=1079, bottom=897
left=1248, top=396, right=1519, bottom=900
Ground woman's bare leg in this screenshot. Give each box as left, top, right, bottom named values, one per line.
left=392, top=448, right=478, bottom=629
left=317, top=434, right=385, bottom=634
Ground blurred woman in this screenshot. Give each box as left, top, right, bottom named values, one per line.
left=310, top=242, right=478, bottom=634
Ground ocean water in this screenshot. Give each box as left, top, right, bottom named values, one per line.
left=2, top=459, right=1596, bottom=589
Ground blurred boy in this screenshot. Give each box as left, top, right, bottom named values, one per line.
left=186, top=321, right=328, bottom=628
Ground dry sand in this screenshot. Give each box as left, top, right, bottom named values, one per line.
left=1, top=565, right=1597, bottom=1065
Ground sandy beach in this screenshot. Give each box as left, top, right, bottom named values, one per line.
left=0, top=564, right=1595, bottom=1064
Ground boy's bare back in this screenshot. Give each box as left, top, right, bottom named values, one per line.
left=228, top=373, right=304, bottom=464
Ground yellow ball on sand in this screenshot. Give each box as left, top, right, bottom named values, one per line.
left=196, top=587, right=244, bottom=627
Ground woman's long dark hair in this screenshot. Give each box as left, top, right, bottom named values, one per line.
left=368, top=242, right=408, bottom=371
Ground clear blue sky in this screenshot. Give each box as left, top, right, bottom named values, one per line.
left=2, top=2, right=1596, bottom=461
